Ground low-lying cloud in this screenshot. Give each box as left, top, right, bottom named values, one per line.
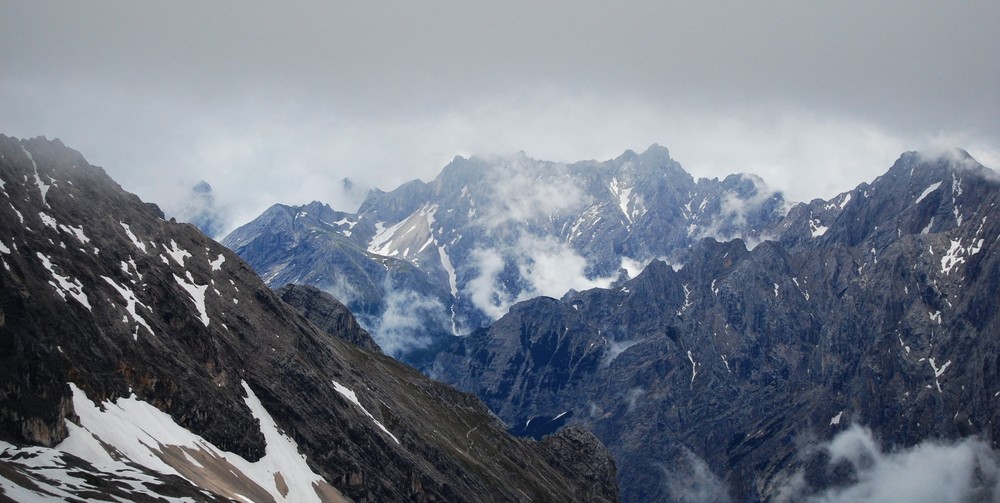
left=464, top=232, right=617, bottom=319
left=370, top=285, right=451, bottom=357
left=693, top=173, right=786, bottom=247
left=776, top=425, right=1000, bottom=503
left=660, top=449, right=732, bottom=503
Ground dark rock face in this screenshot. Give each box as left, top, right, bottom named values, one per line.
left=433, top=150, right=1000, bottom=501
left=0, top=135, right=618, bottom=503
left=276, top=283, right=383, bottom=353
left=223, top=145, right=787, bottom=362
left=541, top=425, right=620, bottom=503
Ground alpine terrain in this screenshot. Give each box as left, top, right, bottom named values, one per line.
left=225, top=143, right=1000, bottom=501
left=224, top=145, right=787, bottom=363
left=431, top=149, right=1000, bottom=502
left=0, top=135, right=619, bottom=502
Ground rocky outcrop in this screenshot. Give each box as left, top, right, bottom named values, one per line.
left=276, top=283, right=383, bottom=353
left=0, top=134, right=618, bottom=503
left=540, top=426, right=620, bottom=503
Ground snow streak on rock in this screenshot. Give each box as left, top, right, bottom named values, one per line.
left=332, top=380, right=400, bottom=444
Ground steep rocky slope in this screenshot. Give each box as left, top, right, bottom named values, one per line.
left=276, top=283, right=384, bottom=354
left=432, top=150, right=1000, bottom=501
left=0, top=135, right=618, bottom=502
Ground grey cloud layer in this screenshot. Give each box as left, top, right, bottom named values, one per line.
left=1, top=2, right=997, bottom=232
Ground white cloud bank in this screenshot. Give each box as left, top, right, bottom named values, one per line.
left=776, top=425, right=1000, bottom=503
left=465, top=233, right=618, bottom=319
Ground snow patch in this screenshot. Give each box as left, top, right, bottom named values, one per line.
left=809, top=214, right=828, bottom=238
left=57, top=382, right=332, bottom=503
left=164, top=240, right=192, bottom=266
left=838, top=193, right=852, bottom=209
left=209, top=253, right=226, bottom=271
left=928, top=358, right=952, bottom=392
left=921, top=217, right=935, bottom=235
left=120, top=222, right=146, bottom=253
left=676, top=284, right=693, bottom=316
left=36, top=252, right=90, bottom=310
left=39, top=212, right=58, bottom=230
left=368, top=220, right=406, bottom=255
left=102, top=276, right=155, bottom=339
left=687, top=350, right=699, bottom=384
left=9, top=203, right=24, bottom=224
left=831, top=411, right=844, bottom=426
left=173, top=271, right=210, bottom=326
left=60, top=223, right=90, bottom=244
left=915, top=181, right=942, bottom=204
left=439, top=244, right=458, bottom=297
left=940, top=237, right=984, bottom=275
left=331, top=380, right=399, bottom=444
left=610, top=177, right=640, bottom=224
left=21, top=145, right=51, bottom=207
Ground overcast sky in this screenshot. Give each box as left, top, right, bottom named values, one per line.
left=2, top=1, right=998, bottom=234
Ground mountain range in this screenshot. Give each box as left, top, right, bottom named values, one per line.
left=432, top=149, right=1000, bottom=501
left=0, top=135, right=618, bottom=502
left=223, top=145, right=787, bottom=364
left=225, top=145, right=1000, bottom=502
left=6, top=131, right=999, bottom=502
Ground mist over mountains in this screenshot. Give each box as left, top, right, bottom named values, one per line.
left=223, top=145, right=787, bottom=361
left=224, top=144, right=1000, bottom=502
left=431, top=149, right=1000, bottom=501
left=4, top=132, right=1000, bottom=502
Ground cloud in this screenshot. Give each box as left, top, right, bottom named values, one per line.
left=693, top=173, right=786, bottom=246
left=619, top=257, right=653, bottom=280
left=169, top=181, right=229, bottom=239
left=320, top=276, right=362, bottom=311
left=776, top=425, right=1000, bottom=503
left=624, top=387, right=645, bottom=413
left=603, top=339, right=640, bottom=367
left=464, top=232, right=617, bottom=319
left=660, top=449, right=733, bottom=503
left=465, top=247, right=510, bottom=320
left=1, top=2, right=997, bottom=234
left=369, top=285, right=450, bottom=357
left=477, top=154, right=590, bottom=228
left=2, top=78, right=995, bottom=240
